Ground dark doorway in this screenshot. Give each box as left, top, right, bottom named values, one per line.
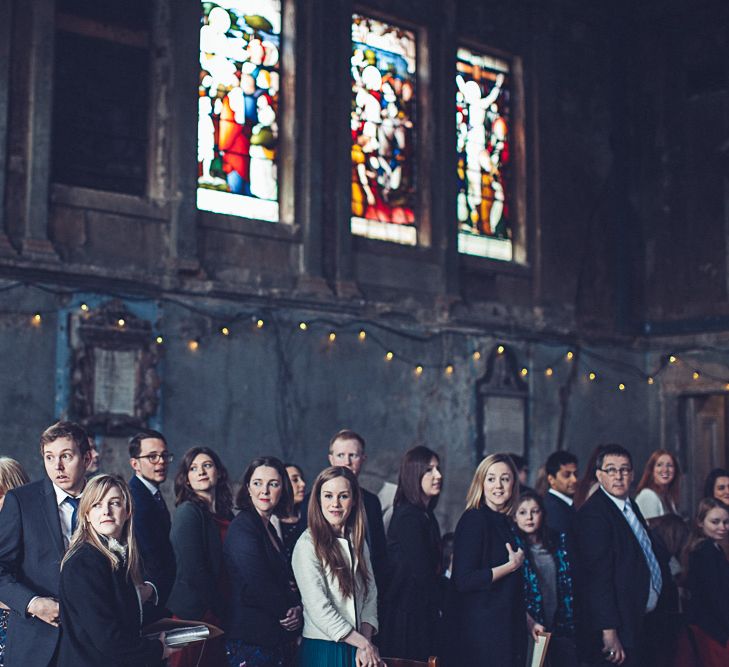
left=681, top=393, right=729, bottom=511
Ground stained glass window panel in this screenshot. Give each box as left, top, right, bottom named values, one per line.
left=351, top=15, right=417, bottom=245
left=197, top=0, right=281, bottom=222
left=456, top=47, right=513, bottom=261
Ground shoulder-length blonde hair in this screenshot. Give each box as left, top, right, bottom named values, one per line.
left=307, top=466, right=369, bottom=599
left=61, top=474, right=142, bottom=585
left=636, top=449, right=680, bottom=510
left=465, top=453, right=520, bottom=515
left=0, top=457, right=30, bottom=495
left=681, top=497, right=729, bottom=574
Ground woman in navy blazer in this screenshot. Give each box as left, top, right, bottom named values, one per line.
left=223, top=457, right=302, bottom=666
left=168, top=447, right=234, bottom=667
left=57, top=474, right=171, bottom=667
left=450, top=453, right=526, bottom=667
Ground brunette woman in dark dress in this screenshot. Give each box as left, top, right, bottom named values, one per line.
left=450, top=453, right=526, bottom=667
left=168, top=447, right=234, bottom=667
left=278, top=463, right=307, bottom=562
left=379, top=446, right=443, bottom=661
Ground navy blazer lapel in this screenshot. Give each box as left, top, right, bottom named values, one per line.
left=41, top=477, right=65, bottom=557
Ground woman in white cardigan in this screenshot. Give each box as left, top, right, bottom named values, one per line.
left=292, top=466, right=383, bottom=667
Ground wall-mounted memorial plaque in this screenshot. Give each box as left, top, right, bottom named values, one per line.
left=69, top=300, right=161, bottom=433
left=475, top=345, right=529, bottom=460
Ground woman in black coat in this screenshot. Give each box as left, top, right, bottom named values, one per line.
left=379, top=446, right=443, bottom=661
left=58, top=474, right=171, bottom=667
left=450, top=453, right=526, bottom=667
left=683, top=497, right=729, bottom=666
left=168, top=447, right=234, bottom=667
left=223, top=457, right=302, bottom=667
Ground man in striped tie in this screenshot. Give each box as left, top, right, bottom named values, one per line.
left=576, top=444, right=669, bottom=666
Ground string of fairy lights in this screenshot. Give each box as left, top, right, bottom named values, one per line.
left=4, top=277, right=729, bottom=393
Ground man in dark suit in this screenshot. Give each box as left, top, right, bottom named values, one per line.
left=576, top=444, right=668, bottom=666
left=301, top=429, right=388, bottom=591
left=0, top=421, right=91, bottom=667
left=128, top=429, right=176, bottom=608
left=543, top=450, right=578, bottom=537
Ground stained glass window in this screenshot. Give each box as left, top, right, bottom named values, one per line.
left=456, top=47, right=513, bottom=261
left=197, top=0, right=281, bottom=222
left=351, top=15, right=417, bottom=245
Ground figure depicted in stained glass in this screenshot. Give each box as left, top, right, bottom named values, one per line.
left=351, top=15, right=417, bottom=245
left=197, top=1, right=281, bottom=222
left=456, top=48, right=513, bottom=261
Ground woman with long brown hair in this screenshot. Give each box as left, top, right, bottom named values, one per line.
left=635, top=450, right=681, bottom=523
left=292, top=466, right=382, bottom=667
left=57, top=474, right=173, bottom=666
left=379, top=445, right=443, bottom=661
left=168, top=447, right=234, bottom=667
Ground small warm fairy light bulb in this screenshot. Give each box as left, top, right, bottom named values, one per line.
left=328, top=332, right=336, bottom=342
left=693, top=371, right=700, bottom=380
left=520, top=367, right=529, bottom=377
left=415, top=365, right=424, bottom=376
left=385, top=351, right=394, bottom=361
left=618, top=383, right=626, bottom=391
left=497, top=345, right=505, bottom=355
left=221, top=326, right=230, bottom=336
left=256, top=319, right=264, bottom=329
left=473, top=351, right=482, bottom=361
left=155, top=336, right=164, bottom=345
left=299, top=322, right=308, bottom=331
left=725, top=383, right=729, bottom=391
left=117, top=318, right=125, bottom=328
left=647, top=377, right=654, bottom=385
left=31, top=313, right=42, bottom=326
left=358, top=330, right=367, bottom=341
left=566, top=351, right=574, bottom=361
left=188, top=339, right=199, bottom=352
left=669, top=355, right=677, bottom=364
left=588, top=372, right=596, bottom=381
left=545, top=367, right=554, bottom=377
left=445, top=365, right=454, bottom=375
left=80, top=303, right=89, bottom=312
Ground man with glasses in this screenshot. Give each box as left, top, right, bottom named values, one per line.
left=576, top=444, right=669, bottom=667
left=128, top=429, right=176, bottom=609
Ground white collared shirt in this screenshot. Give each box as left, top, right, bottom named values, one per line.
left=548, top=488, right=574, bottom=506
left=52, top=483, right=81, bottom=549
left=600, top=486, right=659, bottom=612
left=136, top=473, right=159, bottom=496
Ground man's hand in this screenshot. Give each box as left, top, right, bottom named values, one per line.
left=602, top=628, right=626, bottom=665
left=279, top=605, right=302, bottom=631
left=27, top=597, right=60, bottom=627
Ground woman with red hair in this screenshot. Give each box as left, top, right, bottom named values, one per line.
left=635, top=450, right=681, bottom=524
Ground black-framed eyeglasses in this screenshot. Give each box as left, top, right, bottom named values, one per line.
left=599, top=466, right=632, bottom=477
left=135, top=452, right=174, bottom=464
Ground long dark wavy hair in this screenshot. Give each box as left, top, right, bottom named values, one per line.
left=308, top=466, right=369, bottom=599
left=174, top=447, right=234, bottom=520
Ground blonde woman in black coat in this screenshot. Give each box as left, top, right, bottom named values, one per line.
left=58, top=474, right=175, bottom=667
